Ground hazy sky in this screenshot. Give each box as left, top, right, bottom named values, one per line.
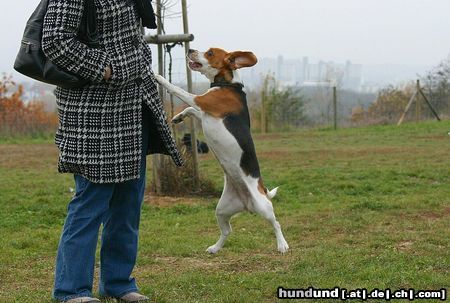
left=2, top=0, right=450, bottom=79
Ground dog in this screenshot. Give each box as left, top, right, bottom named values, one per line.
left=154, top=48, right=289, bottom=254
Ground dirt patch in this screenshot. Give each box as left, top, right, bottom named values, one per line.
left=254, top=133, right=283, bottom=140
left=0, top=144, right=58, bottom=169
left=343, top=147, right=418, bottom=157
left=144, top=194, right=214, bottom=207
left=394, top=207, right=450, bottom=222
left=260, top=147, right=415, bottom=162
left=395, top=241, right=414, bottom=252
left=415, top=135, right=450, bottom=141
left=149, top=253, right=296, bottom=273
left=0, top=255, right=54, bottom=298
left=258, top=150, right=294, bottom=161
left=419, top=207, right=450, bottom=220
left=153, top=256, right=219, bottom=270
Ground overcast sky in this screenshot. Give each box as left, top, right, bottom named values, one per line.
left=2, top=0, right=450, bottom=80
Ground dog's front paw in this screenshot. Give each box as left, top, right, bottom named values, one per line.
left=206, top=245, right=221, bottom=254
left=153, top=73, right=165, bottom=84
left=171, top=114, right=184, bottom=124
left=277, top=240, right=289, bottom=254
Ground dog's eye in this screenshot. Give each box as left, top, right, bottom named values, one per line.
left=206, top=50, right=213, bottom=56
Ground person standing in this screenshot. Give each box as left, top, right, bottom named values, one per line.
left=41, top=0, right=182, bottom=302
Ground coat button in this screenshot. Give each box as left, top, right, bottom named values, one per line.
left=135, top=77, right=143, bottom=85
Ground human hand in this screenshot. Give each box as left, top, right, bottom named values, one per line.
left=103, top=65, right=112, bottom=80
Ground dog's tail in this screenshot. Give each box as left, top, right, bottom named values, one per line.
left=267, top=186, right=279, bottom=199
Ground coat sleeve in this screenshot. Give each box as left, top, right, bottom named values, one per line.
left=42, top=0, right=109, bottom=83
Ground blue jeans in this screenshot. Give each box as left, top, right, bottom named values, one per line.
left=53, top=104, right=150, bottom=302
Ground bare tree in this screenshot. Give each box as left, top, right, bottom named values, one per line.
left=422, top=56, right=450, bottom=116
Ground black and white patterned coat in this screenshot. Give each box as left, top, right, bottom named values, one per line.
left=42, top=0, right=183, bottom=183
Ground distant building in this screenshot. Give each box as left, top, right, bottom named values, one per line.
left=240, top=55, right=364, bottom=91
left=343, top=60, right=362, bottom=90
left=302, top=56, right=309, bottom=83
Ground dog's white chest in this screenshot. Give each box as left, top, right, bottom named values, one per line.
left=201, top=115, right=243, bottom=168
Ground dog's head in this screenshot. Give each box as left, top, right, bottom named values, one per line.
left=187, top=48, right=257, bottom=83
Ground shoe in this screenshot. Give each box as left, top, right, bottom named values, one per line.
left=118, top=292, right=150, bottom=302
left=65, top=297, right=100, bottom=303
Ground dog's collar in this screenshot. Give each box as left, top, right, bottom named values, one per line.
left=210, top=82, right=244, bottom=90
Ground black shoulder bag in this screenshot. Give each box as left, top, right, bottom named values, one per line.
left=133, top=0, right=158, bottom=29
left=13, top=0, right=99, bottom=88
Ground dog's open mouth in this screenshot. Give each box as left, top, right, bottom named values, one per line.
left=188, top=60, right=203, bottom=70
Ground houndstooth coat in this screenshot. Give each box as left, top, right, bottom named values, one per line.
left=42, top=0, right=183, bottom=183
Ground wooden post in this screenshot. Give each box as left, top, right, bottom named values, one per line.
left=415, top=80, right=421, bottom=121
left=261, top=75, right=269, bottom=134
left=156, top=0, right=164, bottom=100
left=181, top=0, right=200, bottom=191
left=152, top=0, right=164, bottom=193
left=333, top=86, right=337, bottom=130
left=398, top=79, right=440, bottom=126
left=145, top=2, right=197, bottom=193
left=397, top=91, right=417, bottom=126
left=144, top=34, right=194, bottom=44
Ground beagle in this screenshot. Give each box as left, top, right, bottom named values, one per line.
left=154, top=48, right=289, bottom=254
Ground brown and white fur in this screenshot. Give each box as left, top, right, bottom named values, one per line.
left=154, top=48, right=289, bottom=254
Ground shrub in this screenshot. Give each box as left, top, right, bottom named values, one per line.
left=149, top=144, right=219, bottom=197
left=0, top=75, right=57, bottom=138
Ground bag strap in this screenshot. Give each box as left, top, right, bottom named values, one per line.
left=78, top=0, right=100, bottom=48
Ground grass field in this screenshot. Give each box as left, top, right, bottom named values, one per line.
left=0, top=121, right=449, bottom=302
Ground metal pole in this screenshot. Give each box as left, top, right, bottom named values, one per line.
left=333, top=86, right=337, bottom=130
left=415, top=79, right=421, bottom=121
left=181, top=0, right=200, bottom=191
left=152, top=0, right=164, bottom=194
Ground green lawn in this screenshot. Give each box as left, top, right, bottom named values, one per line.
left=0, top=121, right=449, bottom=302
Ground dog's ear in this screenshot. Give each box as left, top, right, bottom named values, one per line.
left=225, top=51, right=258, bottom=70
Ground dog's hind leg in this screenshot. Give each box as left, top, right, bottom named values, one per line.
left=252, top=194, right=289, bottom=253
left=207, top=178, right=244, bottom=254
left=206, top=211, right=233, bottom=254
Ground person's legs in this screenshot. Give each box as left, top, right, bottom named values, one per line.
left=53, top=175, right=115, bottom=302
left=98, top=165, right=146, bottom=297
left=99, top=103, right=150, bottom=297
